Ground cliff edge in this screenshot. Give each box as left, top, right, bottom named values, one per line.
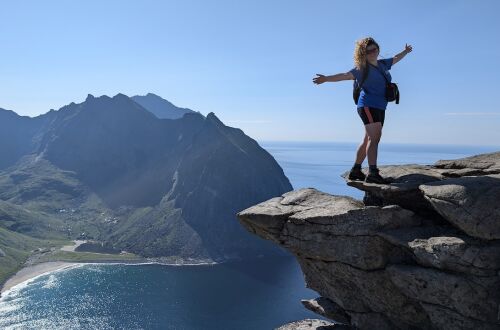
left=236, top=151, right=500, bottom=330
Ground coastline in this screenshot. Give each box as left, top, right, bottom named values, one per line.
left=0, top=257, right=221, bottom=298
left=0, top=261, right=82, bottom=296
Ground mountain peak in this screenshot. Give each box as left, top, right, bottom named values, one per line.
left=145, top=92, right=161, bottom=98
left=131, top=94, right=196, bottom=120
left=86, top=94, right=95, bottom=101
left=206, top=112, right=224, bottom=127
left=113, top=93, right=129, bottom=100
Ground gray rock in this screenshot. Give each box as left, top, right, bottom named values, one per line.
left=238, top=188, right=421, bottom=270
left=408, top=236, right=500, bottom=276
left=376, top=225, right=458, bottom=249
left=297, top=257, right=433, bottom=329
left=288, top=204, right=420, bottom=235
left=283, top=234, right=394, bottom=270
left=236, top=151, right=500, bottom=330
left=236, top=196, right=298, bottom=244
left=274, top=318, right=345, bottom=330
left=347, top=312, right=400, bottom=330
left=378, top=226, right=500, bottom=276
left=420, top=174, right=500, bottom=239
left=420, top=303, right=500, bottom=330
left=434, top=151, right=500, bottom=177
left=387, top=264, right=500, bottom=323
left=343, top=165, right=446, bottom=215
left=301, top=297, right=350, bottom=325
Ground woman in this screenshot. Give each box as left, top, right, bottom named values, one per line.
left=313, top=37, right=412, bottom=184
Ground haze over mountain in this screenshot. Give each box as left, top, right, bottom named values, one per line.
left=0, top=93, right=293, bottom=268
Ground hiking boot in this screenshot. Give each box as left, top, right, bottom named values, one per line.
left=365, top=170, right=390, bottom=184
left=348, top=167, right=366, bottom=181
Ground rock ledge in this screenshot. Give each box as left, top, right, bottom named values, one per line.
left=237, top=152, right=500, bottom=330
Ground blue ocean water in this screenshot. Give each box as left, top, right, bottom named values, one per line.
left=260, top=140, right=499, bottom=200
left=1, top=141, right=498, bottom=329
left=0, top=258, right=322, bottom=329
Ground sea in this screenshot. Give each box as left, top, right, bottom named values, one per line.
left=1, top=141, right=498, bottom=329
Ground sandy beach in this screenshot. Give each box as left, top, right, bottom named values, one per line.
left=0, top=239, right=218, bottom=298
left=1, top=261, right=82, bottom=296
left=60, top=239, right=87, bottom=252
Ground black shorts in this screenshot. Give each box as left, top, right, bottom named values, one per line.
left=357, top=106, right=385, bottom=126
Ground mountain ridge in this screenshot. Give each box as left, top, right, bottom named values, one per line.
left=0, top=93, right=292, bottom=284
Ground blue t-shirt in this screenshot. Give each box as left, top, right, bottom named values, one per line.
left=349, top=57, right=393, bottom=110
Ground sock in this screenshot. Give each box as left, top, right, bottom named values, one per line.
left=352, top=163, right=362, bottom=170
left=369, top=165, right=378, bottom=173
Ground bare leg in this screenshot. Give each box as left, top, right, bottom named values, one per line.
left=355, top=133, right=369, bottom=164
left=364, top=122, right=382, bottom=166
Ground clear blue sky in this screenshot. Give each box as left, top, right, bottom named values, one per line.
left=1, top=0, right=499, bottom=146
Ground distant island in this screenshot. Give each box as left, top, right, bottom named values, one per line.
left=0, top=93, right=293, bottom=292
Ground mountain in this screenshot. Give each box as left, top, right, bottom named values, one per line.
left=0, top=108, right=56, bottom=170
left=0, top=93, right=293, bottom=265
left=131, top=93, right=198, bottom=119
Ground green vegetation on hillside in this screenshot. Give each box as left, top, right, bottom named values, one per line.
left=36, top=250, right=143, bottom=263
left=0, top=226, right=70, bottom=287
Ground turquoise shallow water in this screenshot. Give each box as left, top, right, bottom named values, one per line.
left=1, top=141, right=498, bottom=329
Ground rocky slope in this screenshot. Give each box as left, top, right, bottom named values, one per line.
left=237, top=152, right=500, bottom=329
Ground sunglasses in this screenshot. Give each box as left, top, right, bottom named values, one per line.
left=366, top=48, right=379, bottom=54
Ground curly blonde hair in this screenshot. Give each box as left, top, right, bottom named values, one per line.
left=353, top=37, right=380, bottom=70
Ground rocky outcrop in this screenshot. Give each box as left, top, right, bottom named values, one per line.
left=236, top=152, right=500, bottom=330
left=275, top=319, right=340, bottom=330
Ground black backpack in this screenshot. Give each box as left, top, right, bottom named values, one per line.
left=352, top=65, right=369, bottom=105
left=371, top=63, right=400, bottom=104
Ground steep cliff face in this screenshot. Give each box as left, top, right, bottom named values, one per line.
left=237, top=152, right=500, bottom=330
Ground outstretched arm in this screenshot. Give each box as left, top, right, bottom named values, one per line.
left=392, top=43, right=413, bottom=66
left=313, top=72, right=354, bottom=85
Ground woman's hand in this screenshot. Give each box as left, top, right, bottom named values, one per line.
left=313, top=74, right=327, bottom=85
left=393, top=44, right=413, bottom=66
left=404, top=43, right=413, bottom=54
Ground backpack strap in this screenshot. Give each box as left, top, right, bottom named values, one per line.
left=358, top=64, right=370, bottom=88
left=353, top=64, right=370, bottom=104
left=370, top=61, right=390, bottom=83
